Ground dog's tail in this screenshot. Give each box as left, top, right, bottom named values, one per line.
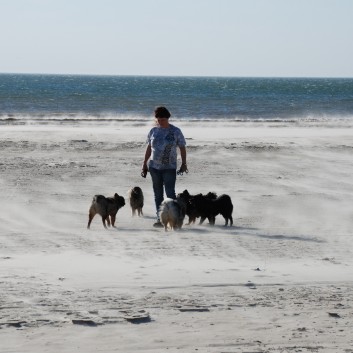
left=93, top=195, right=105, bottom=203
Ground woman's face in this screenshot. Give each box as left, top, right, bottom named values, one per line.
left=157, top=117, right=169, bottom=128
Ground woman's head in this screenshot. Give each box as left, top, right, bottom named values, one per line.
left=154, top=106, right=171, bottom=128
left=154, top=106, right=171, bottom=119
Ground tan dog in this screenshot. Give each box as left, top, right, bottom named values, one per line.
left=128, top=186, right=144, bottom=216
left=87, top=193, right=125, bottom=229
left=158, top=198, right=186, bottom=231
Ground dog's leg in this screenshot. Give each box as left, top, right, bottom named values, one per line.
left=162, top=221, right=168, bottom=231
left=189, top=216, right=197, bottom=225
left=173, top=220, right=181, bottom=231
left=206, top=216, right=215, bottom=225
left=132, top=208, right=135, bottom=217
left=160, top=214, right=168, bottom=231
left=177, top=220, right=183, bottom=230
left=102, top=216, right=108, bottom=229
left=223, top=214, right=233, bottom=226
left=229, top=216, right=233, bottom=226
left=87, top=210, right=95, bottom=229
left=199, top=216, right=206, bottom=225
left=110, top=214, right=116, bottom=227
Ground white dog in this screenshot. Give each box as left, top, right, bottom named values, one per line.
left=158, top=198, right=186, bottom=231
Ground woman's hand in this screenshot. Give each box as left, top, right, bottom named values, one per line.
left=177, top=163, right=188, bottom=175
left=141, top=163, right=148, bottom=178
left=180, top=163, right=188, bottom=173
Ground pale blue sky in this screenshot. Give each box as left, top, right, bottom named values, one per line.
left=1, top=0, right=352, bottom=77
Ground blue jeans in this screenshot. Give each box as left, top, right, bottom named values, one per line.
left=149, top=167, right=177, bottom=219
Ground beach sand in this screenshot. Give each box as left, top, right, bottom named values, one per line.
left=1, top=121, right=353, bottom=352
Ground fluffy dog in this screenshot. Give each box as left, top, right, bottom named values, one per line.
left=189, top=193, right=233, bottom=226
left=87, top=193, right=125, bottom=229
left=158, top=198, right=186, bottom=231
left=128, top=186, right=144, bottom=216
left=177, top=190, right=217, bottom=225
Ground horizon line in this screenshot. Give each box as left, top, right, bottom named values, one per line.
left=1, top=71, right=352, bottom=80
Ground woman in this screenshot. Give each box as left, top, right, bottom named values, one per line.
left=142, top=106, right=188, bottom=227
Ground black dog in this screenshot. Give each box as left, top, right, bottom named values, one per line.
left=87, top=193, right=125, bottom=229
left=177, top=190, right=217, bottom=225
left=189, top=193, right=233, bottom=226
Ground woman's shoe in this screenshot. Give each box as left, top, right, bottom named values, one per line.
left=153, top=220, right=163, bottom=228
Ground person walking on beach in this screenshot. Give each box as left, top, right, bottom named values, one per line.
left=141, top=106, right=188, bottom=227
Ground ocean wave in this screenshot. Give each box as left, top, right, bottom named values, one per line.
left=0, top=114, right=149, bottom=125
left=1, top=113, right=353, bottom=125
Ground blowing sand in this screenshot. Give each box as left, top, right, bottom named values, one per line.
left=1, top=120, right=353, bottom=352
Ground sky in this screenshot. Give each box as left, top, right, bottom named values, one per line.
left=1, top=0, right=353, bottom=78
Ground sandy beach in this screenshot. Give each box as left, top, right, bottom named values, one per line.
left=1, top=120, right=353, bottom=352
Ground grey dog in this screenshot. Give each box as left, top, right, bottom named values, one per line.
left=128, top=186, right=144, bottom=216
left=158, top=197, right=186, bottom=231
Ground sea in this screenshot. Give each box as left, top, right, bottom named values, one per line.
left=1, top=73, right=353, bottom=124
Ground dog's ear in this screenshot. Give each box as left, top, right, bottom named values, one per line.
left=114, top=193, right=119, bottom=199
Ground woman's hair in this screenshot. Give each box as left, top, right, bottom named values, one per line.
left=154, top=106, right=171, bottom=119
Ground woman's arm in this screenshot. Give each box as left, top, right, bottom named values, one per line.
left=141, top=144, right=151, bottom=177
left=143, top=144, right=152, bottom=166
left=179, top=146, right=187, bottom=165
left=179, top=146, right=187, bottom=172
